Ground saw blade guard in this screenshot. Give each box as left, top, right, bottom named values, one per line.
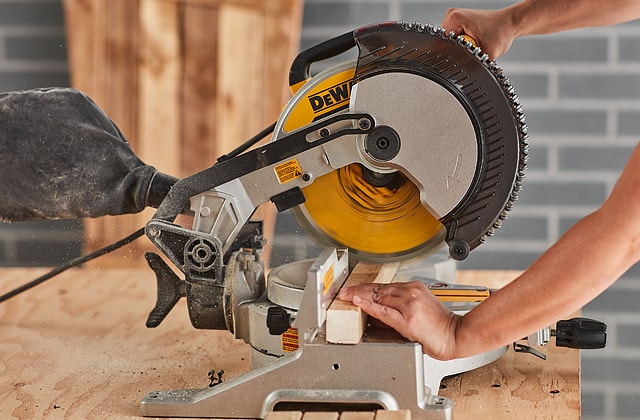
left=276, top=21, right=528, bottom=262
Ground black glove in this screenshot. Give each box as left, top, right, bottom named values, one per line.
left=0, top=87, right=176, bottom=221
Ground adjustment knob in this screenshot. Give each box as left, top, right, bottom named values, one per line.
left=266, top=306, right=291, bottom=335
left=553, top=317, right=607, bottom=349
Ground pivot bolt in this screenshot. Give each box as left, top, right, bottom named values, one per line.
left=358, top=118, right=371, bottom=131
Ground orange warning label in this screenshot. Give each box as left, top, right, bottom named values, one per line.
left=274, top=159, right=303, bottom=184
left=323, top=264, right=334, bottom=295
left=281, top=327, right=299, bottom=352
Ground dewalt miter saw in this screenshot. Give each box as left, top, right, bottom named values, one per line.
left=140, top=21, right=529, bottom=419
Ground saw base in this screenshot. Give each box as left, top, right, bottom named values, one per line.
left=141, top=331, right=506, bottom=419
left=141, top=250, right=506, bottom=419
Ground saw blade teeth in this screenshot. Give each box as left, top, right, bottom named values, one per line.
left=437, top=19, right=529, bottom=247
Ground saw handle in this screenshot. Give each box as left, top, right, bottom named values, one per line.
left=289, top=31, right=355, bottom=92
left=553, top=317, right=607, bottom=349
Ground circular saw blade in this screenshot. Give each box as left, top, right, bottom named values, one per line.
left=291, top=163, right=445, bottom=262
left=275, top=21, right=528, bottom=262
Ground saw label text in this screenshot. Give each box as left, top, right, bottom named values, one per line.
left=274, top=159, right=303, bottom=184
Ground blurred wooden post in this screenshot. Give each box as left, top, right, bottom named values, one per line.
left=63, top=0, right=303, bottom=266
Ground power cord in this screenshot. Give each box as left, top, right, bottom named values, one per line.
left=0, top=227, right=144, bottom=303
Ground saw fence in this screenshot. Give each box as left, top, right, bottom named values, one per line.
left=62, top=0, right=302, bottom=266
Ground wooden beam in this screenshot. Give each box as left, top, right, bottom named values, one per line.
left=264, top=411, right=303, bottom=420
left=374, top=410, right=411, bottom=420
left=325, top=262, right=400, bottom=344
left=339, top=412, right=375, bottom=420
left=263, top=410, right=410, bottom=419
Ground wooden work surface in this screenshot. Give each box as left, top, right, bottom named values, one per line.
left=0, top=268, right=579, bottom=419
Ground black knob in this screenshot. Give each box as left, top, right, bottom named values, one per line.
left=267, top=306, right=291, bottom=335
left=365, top=125, right=400, bottom=161
left=553, top=317, right=607, bottom=349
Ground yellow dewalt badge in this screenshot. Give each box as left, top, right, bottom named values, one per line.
left=275, top=159, right=303, bottom=184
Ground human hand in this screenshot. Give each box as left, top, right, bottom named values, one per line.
left=441, top=7, right=517, bottom=60
left=338, top=281, right=461, bottom=360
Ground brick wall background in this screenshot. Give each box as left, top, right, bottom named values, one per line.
left=1, top=0, right=639, bottom=418
left=294, top=2, right=640, bottom=419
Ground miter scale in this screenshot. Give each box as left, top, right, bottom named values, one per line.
left=138, top=21, right=603, bottom=419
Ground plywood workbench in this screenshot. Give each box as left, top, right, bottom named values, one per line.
left=0, top=268, right=579, bottom=419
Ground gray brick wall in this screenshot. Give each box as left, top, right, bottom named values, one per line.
left=0, top=0, right=80, bottom=267
left=3, top=0, right=640, bottom=418
left=296, top=1, right=640, bottom=419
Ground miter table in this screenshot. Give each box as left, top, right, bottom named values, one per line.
left=0, top=268, right=579, bottom=419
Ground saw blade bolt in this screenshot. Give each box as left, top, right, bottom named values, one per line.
left=365, top=125, right=400, bottom=161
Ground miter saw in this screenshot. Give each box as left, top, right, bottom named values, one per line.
left=139, top=21, right=529, bottom=419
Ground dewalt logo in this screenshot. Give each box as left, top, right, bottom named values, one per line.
left=282, top=67, right=355, bottom=133
left=308, top=80, right=353, bottom=114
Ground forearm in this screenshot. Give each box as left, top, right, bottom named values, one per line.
left=453, top=140, right=640, bottom=358
left=507, top=0, right=640, bottom=36
left=453, top=213, right=616, bottom=357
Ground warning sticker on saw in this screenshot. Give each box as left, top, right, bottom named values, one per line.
left=275, top=159, right=303, bottom=184
left=281, top=327, right=299, bottom=352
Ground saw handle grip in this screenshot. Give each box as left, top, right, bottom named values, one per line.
left=289, top=31, right=355, bottom=92
left=553, top=317, right=607, bottom=350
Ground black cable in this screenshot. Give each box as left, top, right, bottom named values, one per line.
left=0, top=227, right=145, bottom=303
left=216, top=122, right=276, bottom=162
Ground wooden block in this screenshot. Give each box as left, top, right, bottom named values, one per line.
left=374, top=410, right=411, bottom=420
left=265, top=411, right=303, bottom=420
left=301, top=412, right=340, bottom=420
left=339, top=411, right=376, bottom=420
left=326, top=262, right=399, bottom=344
